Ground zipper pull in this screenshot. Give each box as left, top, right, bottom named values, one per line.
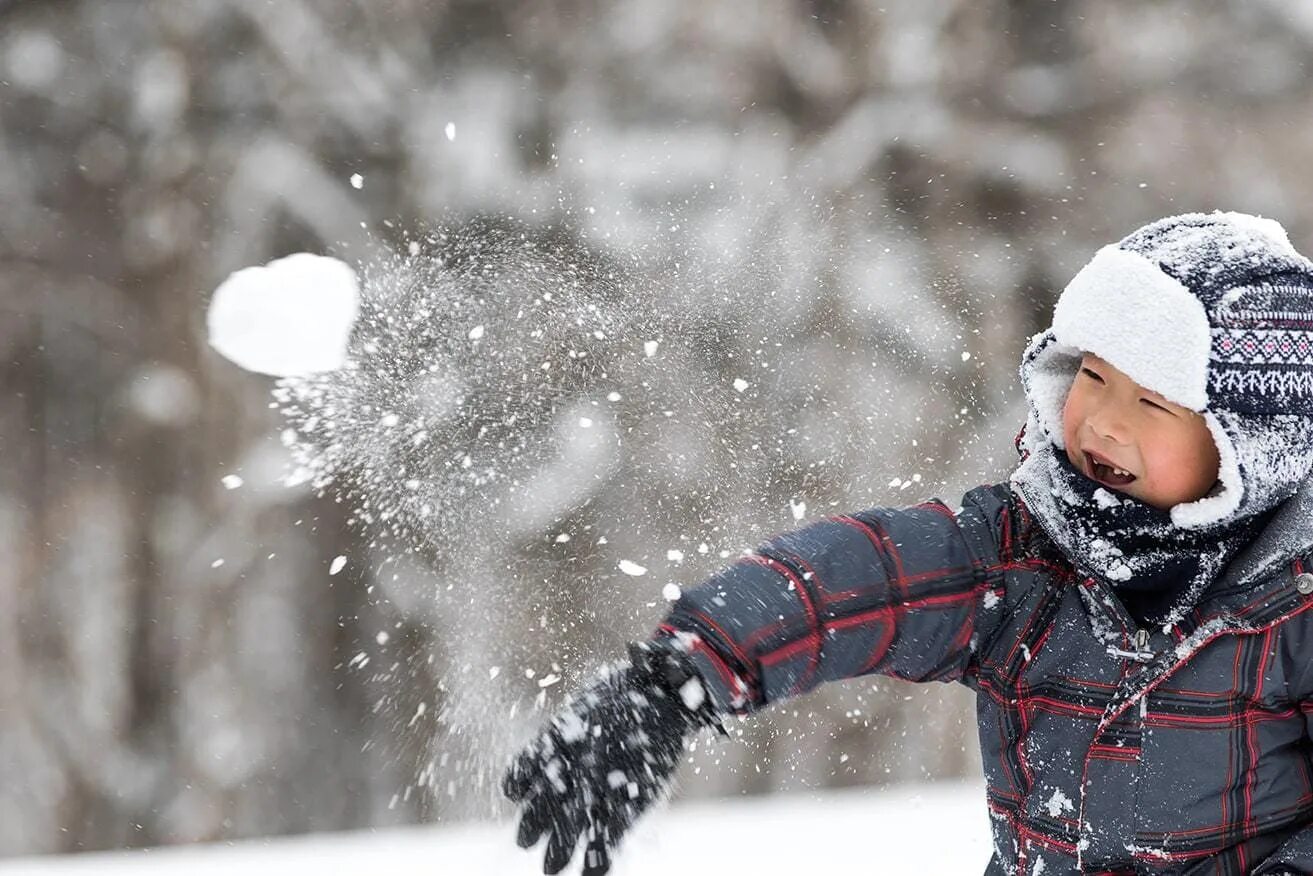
left=1105, top=629, right=1156, bottom=663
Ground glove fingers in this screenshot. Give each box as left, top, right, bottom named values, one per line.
left=515, top=795, right=551, bottom=849
left=506, top=653, right=700, bottom=874
left=542, top=814, right=582, bottom=875
left=580, top=826, right=613, bottom=876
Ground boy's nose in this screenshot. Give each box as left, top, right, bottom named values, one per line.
left=1087, top=409, right=1131, bottom=444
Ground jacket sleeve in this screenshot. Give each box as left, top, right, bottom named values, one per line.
left=655, top=483, right=1017, bottom=715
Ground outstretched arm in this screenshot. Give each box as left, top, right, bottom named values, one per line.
left=661, top=485, right=1015, bottom=714
left=504, top=483, right=1018, bottom=875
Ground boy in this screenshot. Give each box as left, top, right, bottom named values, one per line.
left=504, top=212, right=1313, bottom=874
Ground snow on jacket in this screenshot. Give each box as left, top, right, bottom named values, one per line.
left=658, top=478, right=1313, bottom=875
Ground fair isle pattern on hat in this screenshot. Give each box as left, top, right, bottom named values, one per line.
left=1208, top=286, right=1313, bottom=415
left=1116, top=212, right=1313, bottom=416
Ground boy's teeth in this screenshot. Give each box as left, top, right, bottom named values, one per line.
left=1090, top=457, right=1134, bottom=482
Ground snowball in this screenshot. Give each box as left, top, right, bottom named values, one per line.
left=644, top=340, right=660, bottom=357
left=375, top=631, right=390, bottom=645
left=445, top=122, right=456, bottom=141
left=790, top=499, right=806, bottom=520
left=662, top=582, right=682, bottom=601
left=221, top=474, right=244, bottom=490
left=666, top=549, right=684, bottom=562
left=468, top=324, right=485, bottom=340
left=329, top=555, right=348, bottom=575
left=732, top=378, right=749, bottom=393
left=207, top=252, right=360, bottom=376
left=349, top=173, right=363, bottom=189
left=619, top=560, right=648, bottom=576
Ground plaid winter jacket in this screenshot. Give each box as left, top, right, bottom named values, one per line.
left=658, top=480, right=1313, bottom=875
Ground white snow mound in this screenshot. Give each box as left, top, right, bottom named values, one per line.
left=207, top=253, right=360, bottom=376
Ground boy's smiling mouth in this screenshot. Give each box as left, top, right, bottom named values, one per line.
left=1081, top=448, right=1137, bottom=488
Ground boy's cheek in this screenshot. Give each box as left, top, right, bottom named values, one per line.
left=1059, top=402, right=1080, bottom=447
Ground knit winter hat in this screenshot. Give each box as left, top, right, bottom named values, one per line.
left=1019, top=211, right=1313, bottom=529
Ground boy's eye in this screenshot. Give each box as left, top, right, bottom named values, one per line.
left=1079, top=367, right=1105, bottom=383
left=1141, top=398, right=1173, bottom=414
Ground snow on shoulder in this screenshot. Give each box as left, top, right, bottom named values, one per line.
left=208, top=253, right=361, bottom=376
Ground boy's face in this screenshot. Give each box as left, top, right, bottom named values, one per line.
left=1061, top=354, right=1221, bottom=510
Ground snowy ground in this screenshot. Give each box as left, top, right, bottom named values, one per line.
left=3, top=781, right=990, bottom=875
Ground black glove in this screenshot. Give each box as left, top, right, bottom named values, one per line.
left=503, top=641, right=723, bottom=875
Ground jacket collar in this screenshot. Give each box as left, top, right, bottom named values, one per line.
left=1066, top=475, right=1313, bottom=733
left=1044, top=471, right=1313, bottom=665
left=1214, top=470, right=1313, bottom=596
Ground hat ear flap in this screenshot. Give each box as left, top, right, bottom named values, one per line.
left=1170, top=413, right=1241, bottom=529
left=1019, top=331, right=1081, bottom=451
left=1172, top=410, right=1313, bottom=529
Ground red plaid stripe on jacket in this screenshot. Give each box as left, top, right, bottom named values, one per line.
left=659, top=483, right=1313, bottom=875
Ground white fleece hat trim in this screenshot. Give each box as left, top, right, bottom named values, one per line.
left=1053, top=245, right=1212, bottom=412
left=1170, top=411, right=1242, bottom=529
left=1021, top=336, right=1080, bottom=450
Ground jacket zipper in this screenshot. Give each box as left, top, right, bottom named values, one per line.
left=1105, top=628, right=1155, bottom=662
left=1135, top=632, right=1151, bottom=717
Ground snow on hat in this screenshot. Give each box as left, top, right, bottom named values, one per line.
left=1020, top=211, right=1313, bottom=529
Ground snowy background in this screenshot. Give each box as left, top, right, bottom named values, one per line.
left=6, top=0, right=1313, bottom=866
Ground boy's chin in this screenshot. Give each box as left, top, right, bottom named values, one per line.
left=1098, top=481, right=1175, bottom=512
left=1097, top=480, right=1138, bottom=502
left=1066, top=454, right=1167, bottom=509
left=1066, top=449, right=1136, bottom=494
